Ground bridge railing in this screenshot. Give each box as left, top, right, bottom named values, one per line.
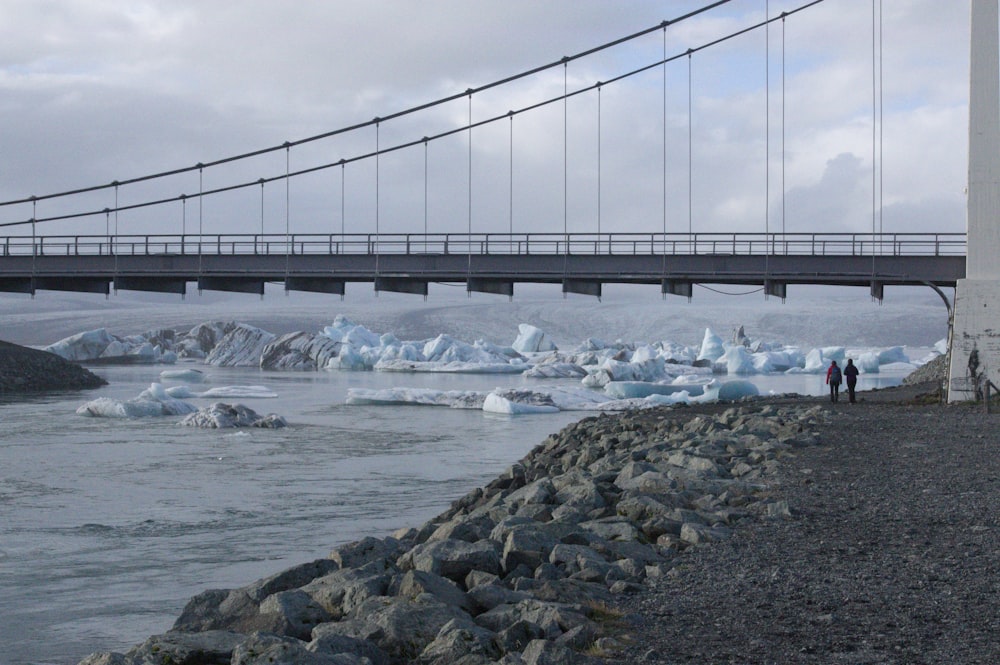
left=0, top=232, right=966, bottom=257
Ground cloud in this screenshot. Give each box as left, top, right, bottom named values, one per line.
left=0, top=0, right=972, bottom=244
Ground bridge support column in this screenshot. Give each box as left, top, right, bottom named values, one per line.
left=870, top=280, right=884, bottom=302
left=284, top=277, right=346, bottom=296
left=948, top=0, right=1000, bottom=402
left=467, top=278, right=514, bottom=297
left=764, top=280, right=786, bottom=300
left=115, top=276, right=187, bottom=295
left=374, top=276, right=428, bottom=296
left=661, top=279, right=692, bottom=300
left=197, top=276, right=265, bottom=295
left=562, top=279, right=602, bottom=299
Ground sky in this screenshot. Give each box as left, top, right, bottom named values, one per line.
left=0, top=0, right=973, bottom=243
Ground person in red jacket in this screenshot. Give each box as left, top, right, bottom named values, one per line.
left=825, top=360, right=842, bottom=403
left=843, top=358, right=860, bottom=403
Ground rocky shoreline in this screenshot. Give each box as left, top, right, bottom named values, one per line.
left=77, top=395, right=834, bottom=665
left=0, top=340, right=106, bottom=395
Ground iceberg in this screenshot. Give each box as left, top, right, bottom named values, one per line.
left=345, top=388, right=487, bottom=409
left=76, top=383, right=198, bottom=418
left=482, top=389, right=560, bottom=414
left=205, top=324, right=276, bottom=367
left=512, top=323, right=557, bottom=353
left=697, top=328, right=725, bottom=362
left=604, top=381, right=705, bottom=399
left=160, top=369, right=206, bottom=383
left=180, top=403, right=287, bottom=428
left=197, top=386, right=278, bottom=399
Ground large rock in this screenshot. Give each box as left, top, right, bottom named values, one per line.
left=397, top=538, right=502, bottom=583
left=312, top=595, right=471, bottom=663
left=0, top=340, right=107, bottom=393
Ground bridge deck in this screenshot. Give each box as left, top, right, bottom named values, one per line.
left=0, top=232, right=966, bottom=298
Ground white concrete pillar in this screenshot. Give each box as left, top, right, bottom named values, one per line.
left=948, top=0, right=1000, bottom=401
left=968, top=0, right=1000, bottom=277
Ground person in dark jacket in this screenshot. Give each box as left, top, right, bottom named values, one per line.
left=843, top=358, right=860, bottom=403
left=825, top=360, right=842, bottom=403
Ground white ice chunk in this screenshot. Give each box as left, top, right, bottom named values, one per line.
left=197, top=386, right=278, bottom=399
left=604, top=382, right=705, bottom=399
left=697, top=328, right=725, bottom=362
left=76, top=383, right=198, bottom=418
left=877, top=346, right=909, bottom=365
left=721, top=346, right=755, bottom=375
left=482, top=390, right=560, bottom=414
left=345, top=388, right=487, bottom=409
left=160, top=369, right=206, bottom=383
left=512, top=323, right=557, bottom=353
left=180, top=403, right=287, bottom=428
left=44, top=329, right=116, bottom=361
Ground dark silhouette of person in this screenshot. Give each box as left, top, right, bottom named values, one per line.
left=844, top=358, right=860, bottom=403
left=825, top=360, right=842, bottom=403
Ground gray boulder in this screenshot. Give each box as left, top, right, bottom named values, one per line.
left=397, top=538, right=502, bottom=583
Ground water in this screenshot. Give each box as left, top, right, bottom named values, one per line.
left=0, top=358, right=916, bottom=665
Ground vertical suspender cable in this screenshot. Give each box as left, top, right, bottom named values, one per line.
left=113, top=181, right=119, bottom=294
left=878, top=0, right=884, bottom=240
left=258, top=178, right=265, bottom=255
left=375, top=119, right=380, bottom=281
left=563, top=60, right=569, bottom=265
left=284, top=142, right=291, bottom=294
left=340, top=160, right=346, bottom=240
left=509, top=111, right=514, bottom=248
left=662, top=26, right=667, bottom=269
left=423, top=137, right=429, bottom=253
left=764, top=0, right=770, bottom=282
left=782, top=14, right=786, bottom=240
left=597, top=83, right=602, bottom=247
left=197, top=163, right=203, bottom=293
left=181, top=195, right=187, bottom=255
left=871, top=0, right=877, bottom=281
left=31, top=198, right=36, bottom=298
left=467, top=92, right=473, bottom=286
left=688, top=51, right=693, bottom=242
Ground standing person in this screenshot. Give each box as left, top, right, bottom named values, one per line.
left=844, top=358, right=860, bottom=403
left=825, top=360, right=842, bottom=403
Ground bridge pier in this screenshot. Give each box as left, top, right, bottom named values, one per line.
left=948, top=0, right=1000, bottom=401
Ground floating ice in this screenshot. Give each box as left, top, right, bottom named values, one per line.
left=345, top=388, right=487, bottom=409
left=482, top=389, right=560, bottom=414
left=180, top=403, right=287, bottom=428
left=160, top=369, right=206, bottom=383
left=512, top=323, right=557, bottom=353
left=76, top=383, right=198, bottom=418
left=697, top=328, right=725, bottom=362
left=197, top=386, right=278, bottom=399
left=603, top=382, right=705, bottom=400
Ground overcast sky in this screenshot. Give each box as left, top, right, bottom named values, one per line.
left=0, top=0, right=973, bottom=241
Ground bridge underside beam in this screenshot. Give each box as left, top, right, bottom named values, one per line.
left=115, top=276, right=187, bottom=295
left=284, top=276, right=346, bottom=295
left=661, top=279, right=693, bottom=298
left=374, top=276, right=428, bottom=296
left=764, top=280, right=787, bottom=300
left=198, top=276, right=265, bottom=295
left=35, top=276, right=110, bottom=295
left=467, top=278, right=514, bottom=297
left=0, top=277, right=34, bottom=294
left=562, top=279, right=601, bottom=299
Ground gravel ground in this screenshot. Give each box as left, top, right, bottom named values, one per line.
left=614, top=384, right=1000, bottom=665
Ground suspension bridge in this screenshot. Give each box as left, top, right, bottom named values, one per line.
left=0, top=1, right=968, bottom=302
